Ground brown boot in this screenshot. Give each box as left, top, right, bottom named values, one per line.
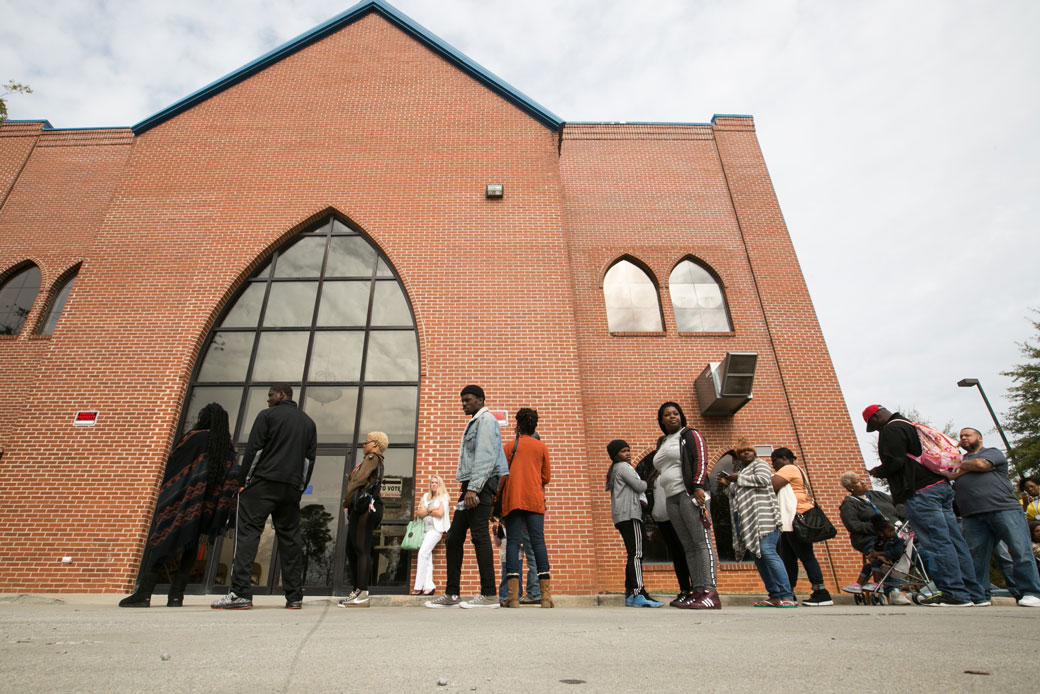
left=538, top=575, right=554, bottom=608
left=505, top=576, right=520, bottom=608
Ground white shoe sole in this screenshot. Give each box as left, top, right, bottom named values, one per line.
left=424, top=602, right=461, bottom=608
left=802, top=601, right=834, bottom=606
left=459, top=601, right=500, bottom=609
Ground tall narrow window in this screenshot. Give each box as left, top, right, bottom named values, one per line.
left=37, top=266, right=79, bottom=336
left=669, top=259, right=732, bottom=332
left=0, top=264, right=42, bottom=336
left=603, top=259, right=663, bottom=332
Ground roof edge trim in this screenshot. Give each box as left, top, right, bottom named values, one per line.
left=132, top=0, right=562, bottom=134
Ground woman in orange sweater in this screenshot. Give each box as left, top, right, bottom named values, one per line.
left=499, top=408, right=553, bottom=607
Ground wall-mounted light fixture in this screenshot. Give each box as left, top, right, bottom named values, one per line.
left=695, top=352, right=758, bottom=416
left=486, top=183, right=504, bottom=199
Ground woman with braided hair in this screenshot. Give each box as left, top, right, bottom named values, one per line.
left=119, top=402, right=240, bottom=607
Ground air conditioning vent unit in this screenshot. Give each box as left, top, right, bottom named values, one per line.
left=694, top=352, right=757, bottom=416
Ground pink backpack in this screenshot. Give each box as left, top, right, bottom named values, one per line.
left=904, top=420, right=962, bottom=475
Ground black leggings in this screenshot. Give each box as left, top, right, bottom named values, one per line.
left=346, top=500, right=383, bottom=591
left=615, top=519, right=644, bottom=595
left=656, top=520, right=693, bottom=593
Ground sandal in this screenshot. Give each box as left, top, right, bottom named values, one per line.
left=753, top=599, right=781, bottom=607
left=778, top=599, right=799, bottom=608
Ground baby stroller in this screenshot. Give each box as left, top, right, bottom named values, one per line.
left=855, top=520, right=939, bottom=606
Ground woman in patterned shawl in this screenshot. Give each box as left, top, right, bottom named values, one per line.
left=119, top=403, right=239, bottom=607
left=716, top=438, right=796, bottom=608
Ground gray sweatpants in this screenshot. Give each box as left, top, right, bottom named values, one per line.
left=666, top=492, right=717, bottom=590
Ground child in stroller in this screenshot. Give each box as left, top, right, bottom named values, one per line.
left=843, top=517, right=924, bottom=605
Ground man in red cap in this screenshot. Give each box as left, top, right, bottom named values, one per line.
left=863, top=404, right=985, bottom=607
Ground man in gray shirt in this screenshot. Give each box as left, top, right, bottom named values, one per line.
left=952, top=428, right=1040, bottom=607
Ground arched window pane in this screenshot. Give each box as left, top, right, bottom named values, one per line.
left=182, top=386, right=243, bottom=437
left=252, top=331, right=309, bottom=381
left=308, top=332, right=365, bottom=381
left=0, top=265, right=42, bottom=336
left=370, top=282, right=412, bottom=326
left=263, top=282, right=318, bottom=327
left=326, top=237, right=377, bottom=277
left=197, top=332, right=255, bottom=382
left=365, top=331, right=419, bottom=381
left=302, top=387, right=360, bottom=444
left=669, top=260, right=732, bottom=332
left=359, top=386, right=418, bottom=444
left=273, top=237, right=326, bottom=277
left=221, top=283, right=266, bottom=328
left=317, top=282, right=370, bottom=326
left=603, top=260, right=662, bottom=332
left=37, top=270, right=78, bottom=335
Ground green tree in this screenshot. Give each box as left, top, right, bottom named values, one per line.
left=0, top=81, right=33, bottom=123
left=1002, top=310, right=1040, bottom=478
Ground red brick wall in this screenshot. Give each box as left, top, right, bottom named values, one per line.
left=0, top=14, right=863, bottom=595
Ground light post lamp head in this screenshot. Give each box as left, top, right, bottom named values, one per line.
left=957, top=378, right=979, bottom=388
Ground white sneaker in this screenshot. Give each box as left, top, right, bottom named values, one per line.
left=973, top=599, right=992, bottom=607
left=887, top=589, right=912, bottom=606
left=337, top=588, right=362, bottom=607
left=1018, top=595, right=1040, bottom=607
left=459, top=594, right=500, bottom=609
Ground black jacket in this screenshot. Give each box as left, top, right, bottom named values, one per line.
left=241, top=400, right=318, bottom=491
left=640, top=428, right=709, bottom=513
left=839, top=490, right=904, bottom=552
left=870, top=414, right=944, bottom=504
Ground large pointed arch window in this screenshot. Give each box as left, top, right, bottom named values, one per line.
left=669, top=259, right=732, bottom=332
left=177, top=216, right=418, bottom=595
left=603, top=259, right=663, bottom=332
left=0, top=263, right=42, bottom=336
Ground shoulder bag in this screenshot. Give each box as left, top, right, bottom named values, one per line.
left=791, top=467, right=837, bottom=543
left=401, top=517, right=425, bottom=551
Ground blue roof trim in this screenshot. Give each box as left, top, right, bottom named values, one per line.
left=3, top=119, right=55, bottom=130
left=132, top=0, right=562, bottom=134
left=711, top=114, right=753, bottom=123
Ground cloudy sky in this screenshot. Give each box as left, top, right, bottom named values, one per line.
left=3, top=0, right=1038, bottom=464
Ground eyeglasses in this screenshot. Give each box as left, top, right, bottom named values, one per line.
left=363, top=440, right=376, bottom=445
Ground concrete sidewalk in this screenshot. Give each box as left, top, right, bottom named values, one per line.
left=1, top=593, right=1035, bottom=693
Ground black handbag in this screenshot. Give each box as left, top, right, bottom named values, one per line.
left=791, top=467, right=837, bottom=543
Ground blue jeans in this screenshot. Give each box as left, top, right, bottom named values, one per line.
left=752, top=528, right=794, bottom=600
left=903, top=483, right=984, bottom=603
left=961, top=509, right=1040, bottom=600
left=504, top=511, right=550, bottom=579
left=498, top=522, right=539, bottom=599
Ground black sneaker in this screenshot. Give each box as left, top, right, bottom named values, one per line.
left=285, top=600, right=302, bottom=609
left=920, top=593, right=972, bottom=607
left=211, top=592, right=253, bottom=609
left=803, top=589, right=833, bottom=606
left=670, top=591, right=691, bottom=607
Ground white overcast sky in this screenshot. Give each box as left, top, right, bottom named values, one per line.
left=3, top=0, right=1038, bottom=465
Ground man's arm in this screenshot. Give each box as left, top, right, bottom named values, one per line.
left=239, top=411, right=270, bottom=485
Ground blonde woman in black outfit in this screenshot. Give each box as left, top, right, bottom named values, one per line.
left=339, top=431, right=387, bottom=608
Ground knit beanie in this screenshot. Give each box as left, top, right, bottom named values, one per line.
left=606, top=439, right=629, bottom=462
left=460, top=384, right=485, bottom=400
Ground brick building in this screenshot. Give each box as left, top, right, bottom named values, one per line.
left=0, top=0, right=866, bottom=597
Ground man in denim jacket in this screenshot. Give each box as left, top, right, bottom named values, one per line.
left=425, top=384, right=510, bottom=609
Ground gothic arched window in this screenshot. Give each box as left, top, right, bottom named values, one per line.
left=668, top=259, right=732, bottom=332
left=603, top=259, right=663, bottom=332
left=0, top=263, right=42, bottom=336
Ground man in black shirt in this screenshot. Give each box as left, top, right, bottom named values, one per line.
left=863, top=404, right=984, bottom=607
left=212, top=384, right=317, bottom=610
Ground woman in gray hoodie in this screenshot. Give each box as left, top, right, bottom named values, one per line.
left=606, top=439, right=662, bottom=607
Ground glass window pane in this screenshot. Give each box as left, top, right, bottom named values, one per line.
left=607, top=306, right=662, bottom=332
left=240, top=387, right=274, bottom=441
left=252, top=331, right=309, bottom=381
left=364, top=331, right=418, bottom=382
left=300, top=454, right=343, bottom=589
left=0, top=265, right=42, bottom=336
left=331, top=219, right=353, bottom=234
left=674, top=309, right=703, bottom=333
left=358, top=386, right=417, bottom=444
left=694, top=283, right=723, bottom=308
left=317, top=281, right=370, bottom=327
left=38, top=272, right=77, bottom=335
left=182, top=387, right=243, bottom=437
left=222, top=283, right=266, bottom=328
left=379, top=450, right=414, bottom=522
left=326, top=237, right=377, bottom=277
left=670, top=284, right=699, bottom=309
left=274, top=237, right=327, bottom=278
left=197, top=331, right=254, bottom=382
left=375, top=259, right=394, bottom=277
left=308, top=331, right=364, bottom=382
left=370, top=282, right=411, bottom=326
left=263, top=282, right=318, bottom=327
left=302, top=387, right=359, bottom=444
left=700, top=309, right=731, bottom=332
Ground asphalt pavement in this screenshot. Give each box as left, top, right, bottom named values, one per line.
left=1, top=592, right=1037, bottom=693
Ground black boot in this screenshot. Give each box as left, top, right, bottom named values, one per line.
left=118, top=570, right=159, bottom=608
left=167, top=572, right=190, bottom=607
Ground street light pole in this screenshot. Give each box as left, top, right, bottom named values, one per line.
left=957, top=378, right=1014, bottom=460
